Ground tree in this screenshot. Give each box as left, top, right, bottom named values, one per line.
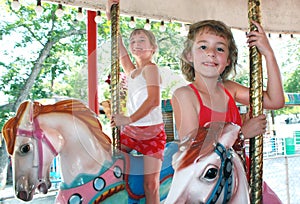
left=0, top=2, right=88, bottom=111
left=284, top=38, right=300, bottom=93
left=0, top=2, right=186, bottom=129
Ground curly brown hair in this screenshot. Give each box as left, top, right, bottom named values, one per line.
left=181, top=20, right=238, bottom=82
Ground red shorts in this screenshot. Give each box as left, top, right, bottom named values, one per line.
left=120, top=123, right=167, bottom=160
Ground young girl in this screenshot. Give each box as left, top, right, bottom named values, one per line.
left=170, top=20, right=284, bottom=203
left=106, top=1, right=166, bottom=203
left=173, top=19, right=284, bottom=140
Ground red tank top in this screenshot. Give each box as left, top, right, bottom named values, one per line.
left=189, top=84, right=242, bottom=127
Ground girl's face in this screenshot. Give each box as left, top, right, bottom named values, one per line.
left=188, top=32, right=230, bottom=78
left=129, top=31, right=155, bottom=59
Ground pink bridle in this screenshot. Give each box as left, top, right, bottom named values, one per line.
left=17, top=118, right=58, bottom=181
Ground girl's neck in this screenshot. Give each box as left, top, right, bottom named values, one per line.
left=193, top=75, right=220, bottom=94
left=135, top=59, right=153, bottom=69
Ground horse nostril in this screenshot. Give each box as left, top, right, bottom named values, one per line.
left=17, top=191, right=29, bottom=201
left=38, top=182, right=49, bottom=194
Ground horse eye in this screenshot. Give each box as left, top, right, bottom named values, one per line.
left=20, top=144, right=31, bottom=154
left=203, top=168, right=218, bottom=180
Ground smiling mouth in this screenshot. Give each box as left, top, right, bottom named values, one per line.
left=203, top=62, right=217, bottom=66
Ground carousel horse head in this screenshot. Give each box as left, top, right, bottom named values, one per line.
left=166, top=122, right=250, bottom=204
left=2, top=100, right=112, bottom=202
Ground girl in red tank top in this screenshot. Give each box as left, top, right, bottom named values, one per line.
left=171, top=20, right=284, bottom=203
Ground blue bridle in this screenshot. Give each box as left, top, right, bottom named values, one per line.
left=206, top=143, right=233, bottom=204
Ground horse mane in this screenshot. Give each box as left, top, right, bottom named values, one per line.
left=2, top=99, right=112, bottom=155
left=2, top=101, right=29, bottom=155
left=176, top=126, right=218, bottom=171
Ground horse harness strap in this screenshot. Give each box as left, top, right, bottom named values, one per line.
left=206, top=143, right=233, bottom=204
left=17, top=118, right=58, bottom=181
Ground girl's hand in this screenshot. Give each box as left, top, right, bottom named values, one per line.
left=106, top=0, right=119, bottom=20
left=241, top=113, right=267, bottom=139
left=111, top=114, right=131, bottom=127
left=246, top=20, right=273, bottom=57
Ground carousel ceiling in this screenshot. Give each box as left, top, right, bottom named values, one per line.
left=44, top=0, right=300, bottom=34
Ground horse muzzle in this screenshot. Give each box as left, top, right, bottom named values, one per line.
left=15, top=176, right=51, bottom=199
left=15, top=175, right=35, bottom=201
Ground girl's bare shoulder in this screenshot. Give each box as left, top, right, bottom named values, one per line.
left=143, top=63, right=159, bottom=75
left=223, top=79, right=249, bottom=103
left=223, top=80, right=242, bottom=94
left=173, top=85, right=195, bottom=99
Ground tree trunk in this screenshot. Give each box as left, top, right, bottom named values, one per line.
left=13, top=39, right=56, bottom=111
left=0, top=138, right=8, bottom=190
left=12, top=29, right=86, bottom=111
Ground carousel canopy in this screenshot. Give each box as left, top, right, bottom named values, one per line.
left=45, top=0, right=300, bottom=34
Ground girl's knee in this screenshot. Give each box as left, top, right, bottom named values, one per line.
left=144, top=179, right=159, bottom=192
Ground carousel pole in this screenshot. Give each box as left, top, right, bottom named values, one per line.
left=87, top=11, right=99, bottom=114
left=110, top=3, right=121, bottom=156
left=248, top=0, right=263, bottom=203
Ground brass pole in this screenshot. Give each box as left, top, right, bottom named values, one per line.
left=110, top=4, right=121, bottom=156
left=248, top=0, right=263, bottom=203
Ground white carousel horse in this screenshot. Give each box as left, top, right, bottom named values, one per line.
left=165, top=122, right=250, bottom=204
left=2, top=99, right=177, bottom=203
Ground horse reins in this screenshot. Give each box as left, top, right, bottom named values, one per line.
left=206, top=143, right=233, bottom=204
left=17, top=118, right=58, bottom=181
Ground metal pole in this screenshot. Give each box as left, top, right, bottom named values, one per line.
left=285, top=156, right=291, bottom=204
left=248, top=0, right=263, bottom=203
left=110, top=3, right=121, bottom=156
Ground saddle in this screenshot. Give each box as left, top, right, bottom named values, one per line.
left=56, top=142, right=178, bottom=204
left=124, top=142, right=178, bottom=202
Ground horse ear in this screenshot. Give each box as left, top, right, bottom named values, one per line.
left=2, top=117, right=16, bottom=155
left=218, top=123, right=240, bottom=148
left=18, top=101, right=34, bottom=131
left=2, top=101, right=33, bottom=155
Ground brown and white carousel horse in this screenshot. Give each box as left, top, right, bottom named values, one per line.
left=165, top=122, right=250, bottom=204
left=1, top=99, right=177, bottom=203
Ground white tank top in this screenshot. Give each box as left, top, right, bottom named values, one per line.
left=126, top=70, right=163, bottom=126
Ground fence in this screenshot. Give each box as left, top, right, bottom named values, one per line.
left=264, top=155, right=300, bottom=204
left=262, top=130, right=300, bottom=204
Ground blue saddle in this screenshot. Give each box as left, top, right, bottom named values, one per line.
left=124, top=142, right=178, bottom=203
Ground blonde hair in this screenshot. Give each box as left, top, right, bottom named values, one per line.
left=181, top=20, right=238, bottom=82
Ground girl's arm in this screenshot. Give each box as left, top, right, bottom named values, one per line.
left=128, top=65, right=161, bottom=123
left=111, top=65, right=160, bottom=126
left=225, top=21, right=284, bottom=110
left=172, top=86, right=200, bottom=141
left=246, top=21, right=284, bottom=109
left=105, top=0, right=119, bottom=20
left=119, top=36, right=135, bottom=76
left=106, top=0, right=135, bottom=75
left=241, top=113, right=267, bottom=139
